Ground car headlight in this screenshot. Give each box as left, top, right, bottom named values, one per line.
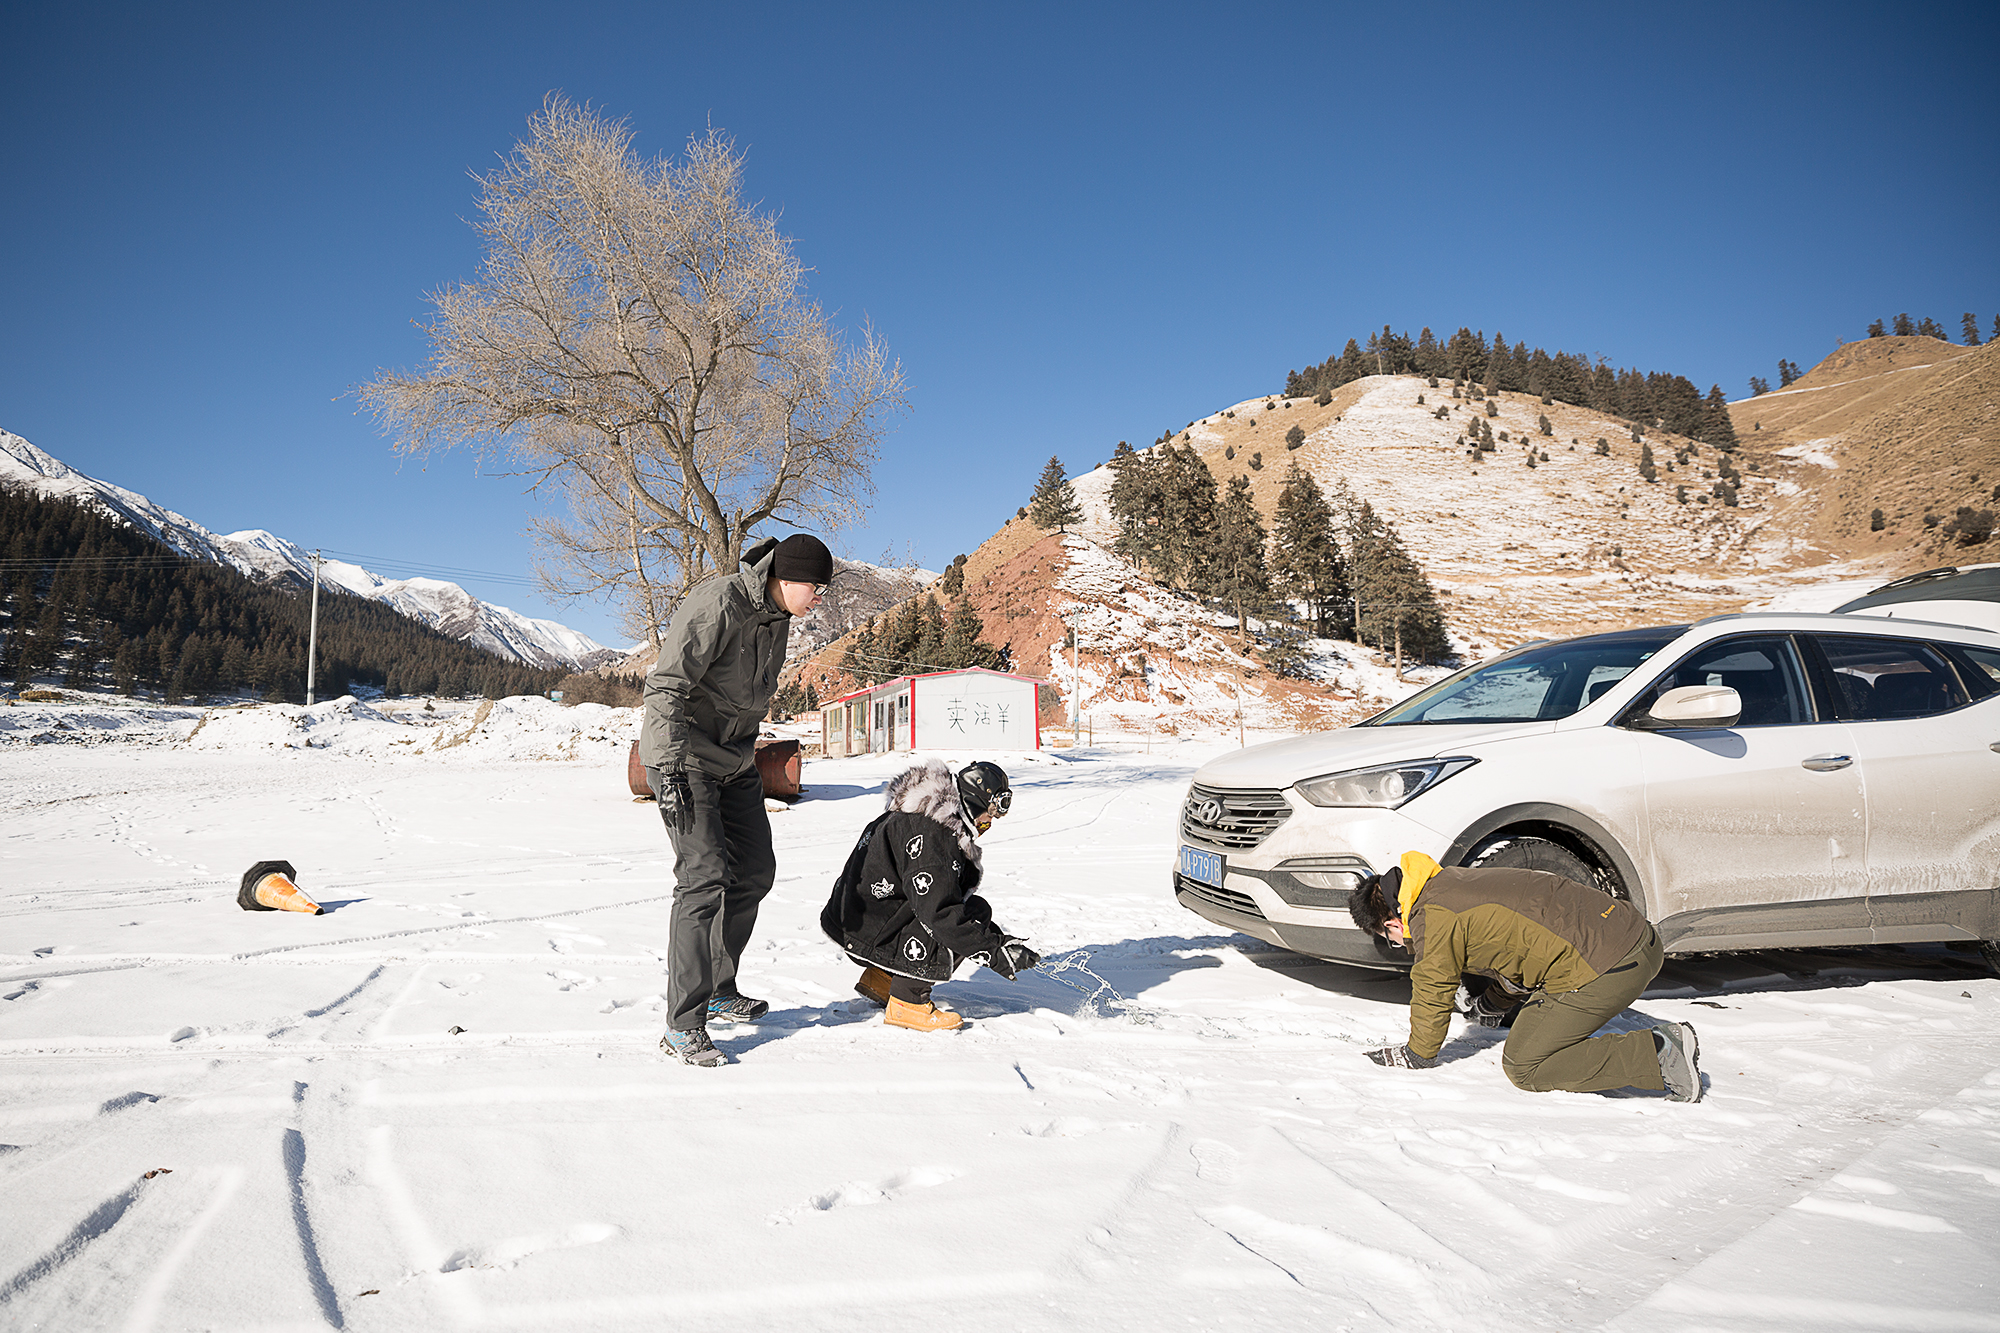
left=1293, top=757, right=1477, bottom=809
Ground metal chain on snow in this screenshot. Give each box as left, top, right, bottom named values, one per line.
left=1036, top=948, right=1160, bottom=1026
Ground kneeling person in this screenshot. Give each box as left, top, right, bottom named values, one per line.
left=1349, top=852, right=1701, bottom=1101
left=821, top=760, right=1038, bottom=1031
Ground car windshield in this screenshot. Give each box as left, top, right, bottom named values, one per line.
left=1365, top=627, right=1686, bottom=725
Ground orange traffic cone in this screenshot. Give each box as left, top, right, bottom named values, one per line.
left=237, top=860, right=323, bottom=915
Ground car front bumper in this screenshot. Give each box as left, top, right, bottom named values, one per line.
left=1174, top=878, right=1410, bottom=971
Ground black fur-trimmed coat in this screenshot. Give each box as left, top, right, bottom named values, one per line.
left=820, top=760, right=1012, bottom=982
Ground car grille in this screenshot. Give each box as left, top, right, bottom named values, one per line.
left=1175, top=873, right=1265, bottom=919
left=1180, top=784, right=1292, bottom=851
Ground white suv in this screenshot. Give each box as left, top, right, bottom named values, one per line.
left=1174, top=611, right=2000, bottom=970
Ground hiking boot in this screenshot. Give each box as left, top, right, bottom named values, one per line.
left=1654, top=1021, right=1701, bottom=1102
left=661, top=1025, right=726, bottom=1067
left=885, top=996, right=963, bottom=1032
left=854, top=967, right=893, bottom=1008
left=706, top=992, right=769, bottom=1024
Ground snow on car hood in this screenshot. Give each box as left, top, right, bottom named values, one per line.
left=1191, top=721, right=1554, bottom=788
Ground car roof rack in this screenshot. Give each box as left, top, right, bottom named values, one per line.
left=1875, top=566, right=1958, bottom=591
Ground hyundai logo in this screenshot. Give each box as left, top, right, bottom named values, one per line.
left=1190, top=798, right=1224, bottom=825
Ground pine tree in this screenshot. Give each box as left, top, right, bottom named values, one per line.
left=1269, top=463, right=1348, bottom=638
left=941, top=592, right=998, bottom=669
left=1028, top=456, right=1082, bottom=532
left=1107, top=442, right=1163, bottom=571
left=1917, top=316, right=1944, bottom=340
left=840, top=618, right=878, bottom=685
left=1699, top=385, right=1740, bottom=452
left=1749, top=376, right=1770, bottom=396
left=1639, top=442, right=1658, bottom=483
left=1778, top=359, right=1800, bottom=388
left=1893, top=313, right=1915, bottom=336
left=1341, top=499, right=1450, bottom=671
left=1154, top=443, right=1218, bottom=594
left=913, top=595, right=946, bottom=669
left=1284, top=424, right=1305, bottom=451
left=1209, top=475, right=1271, bottom=639
left=941, top=554, right=966, bottom=595
left=1965, top=313, right=1983, bottom=346
left=1867, top=319, right=1886, bottom=338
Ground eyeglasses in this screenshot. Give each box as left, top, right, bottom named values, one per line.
left=811, top=582, right=828, bottom=596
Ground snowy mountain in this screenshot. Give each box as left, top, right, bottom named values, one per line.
left=0, top=428, right=610, bottom=670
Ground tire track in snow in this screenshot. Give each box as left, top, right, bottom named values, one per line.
left=0, top=1176, right=151, bottom=1308
left=283, top=1083, right=344, bottom=1329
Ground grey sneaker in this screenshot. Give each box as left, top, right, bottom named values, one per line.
left=661, top=1025, right=726, bottom=1067
left=1654, top=1021, right=1702, bottom=1102
left=706, top=992, right=769, bottom=1024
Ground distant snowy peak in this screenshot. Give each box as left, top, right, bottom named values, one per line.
left=0, top=428, right=608, bottom=671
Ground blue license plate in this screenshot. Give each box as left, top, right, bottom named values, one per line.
left=1178, top=845, right=1224, bottom=888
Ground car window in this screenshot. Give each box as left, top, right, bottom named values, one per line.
left=1370, top=629, right=1682, bottom=725
left=1814, top=635, right=1971, bottom=720
left=1628, top=635, right=1811, bottom=726
left=1947, top=644, right=2000, bottom=700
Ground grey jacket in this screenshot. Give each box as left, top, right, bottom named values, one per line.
left=639, top=538, right=792, bottom=780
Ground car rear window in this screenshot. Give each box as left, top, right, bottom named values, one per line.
left=1940, top=644, right=2000, bottom=700
left=1813, top=635, right=1972, bottom=720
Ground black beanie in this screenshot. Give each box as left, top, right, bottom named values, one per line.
left=771, top=534, right=833, bottom=585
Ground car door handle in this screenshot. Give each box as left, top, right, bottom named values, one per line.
left=1802, top=754, right=1853, bottom=772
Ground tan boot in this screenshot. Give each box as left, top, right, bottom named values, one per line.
left=855, top=967, right=893, bottom=1007
left=885, top=996, right=963, bottom=1032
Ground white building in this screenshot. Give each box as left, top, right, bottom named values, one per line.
left=821, top=667, right=1045, bottom=757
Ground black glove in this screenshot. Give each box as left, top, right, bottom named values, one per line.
left=655, top=767, right=694, bottom=835
left=1365, top=1044, right=1438, bottom=1069
left=1455, top=983, right=1516, bottom=1029
left=983, top=939, right=1039, bottom=980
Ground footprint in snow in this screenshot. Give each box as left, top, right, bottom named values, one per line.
left=548, top=971, right=601, bottom=992
left=768, top=1168, right=963, bottom=1225
left=440, top=1222, right=619, bottom=1272
left=1190, top=1139, right=1242, bottom=1184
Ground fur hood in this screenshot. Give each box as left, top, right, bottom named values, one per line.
left=883, top=759, right=982, bottom=869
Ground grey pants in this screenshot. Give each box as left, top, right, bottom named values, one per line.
left=1501, top=927, right=1666, bottom=1094
left=655, top=766, right=776, bottom=1032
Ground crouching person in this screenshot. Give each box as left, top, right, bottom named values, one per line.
left=820, top=759, right=1038, bottom=1031
left=1349, top=852, right=1702, bottom=1102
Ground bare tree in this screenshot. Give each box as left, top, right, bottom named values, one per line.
left=360, top=97, right=905, bottom=642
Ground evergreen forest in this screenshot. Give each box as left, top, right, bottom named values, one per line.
left=1285, top=326, right=1738, bottom=447
left=0, top=487, right=566, bottom=702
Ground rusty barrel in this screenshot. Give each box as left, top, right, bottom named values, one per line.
left=754, top=737, right=802, bottom=799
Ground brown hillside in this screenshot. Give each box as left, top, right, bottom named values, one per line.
left=1729, top=336, right=1998, bottom=562
left=786, top=520, right=1073, bottom=703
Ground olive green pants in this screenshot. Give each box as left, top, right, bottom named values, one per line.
left=1501, top=928, right=1665, bottom=1094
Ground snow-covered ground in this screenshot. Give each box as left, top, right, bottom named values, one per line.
left=3, top=710, right=1998, bottom=1331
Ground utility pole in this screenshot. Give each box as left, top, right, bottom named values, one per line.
left=306, top=550, right=322, bottom=706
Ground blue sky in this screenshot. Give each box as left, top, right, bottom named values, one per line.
left=3, top=2, right=1995, bottom=647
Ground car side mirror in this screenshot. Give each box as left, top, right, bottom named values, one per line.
left=1635, top=685, right=1742, bottom=729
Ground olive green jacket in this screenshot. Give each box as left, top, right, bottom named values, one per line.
left=638, top=538, right=792, bottom=781
left=1405, top=866, right=1650, bottom=1059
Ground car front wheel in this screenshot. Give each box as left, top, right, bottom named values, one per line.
left=1468, top=835, right=1625, bottom=899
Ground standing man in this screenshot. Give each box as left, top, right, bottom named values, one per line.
left=1348, top=851, right=1702, bottom=1101
left=642, top=532, right=831, bottom=1067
